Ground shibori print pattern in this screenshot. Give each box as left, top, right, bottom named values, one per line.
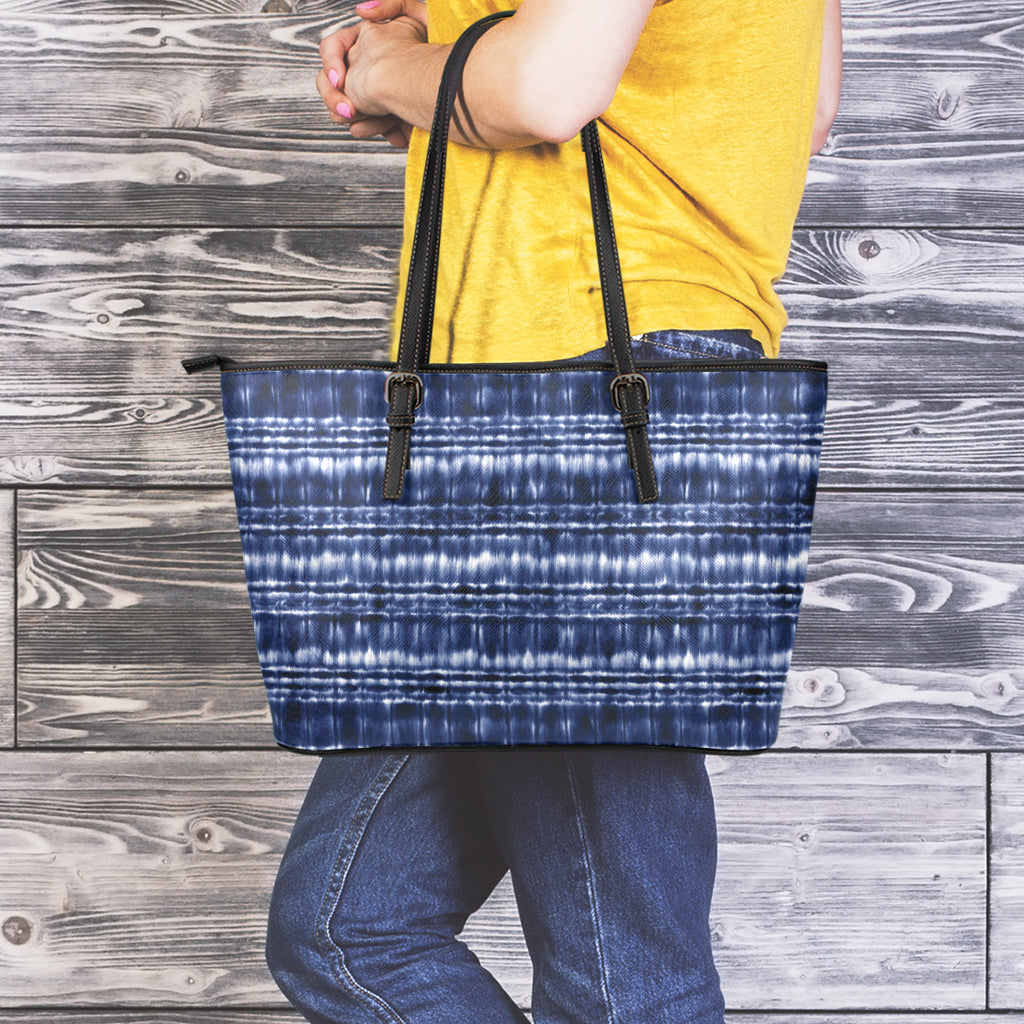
left=220, top=358, right=827, bottom=752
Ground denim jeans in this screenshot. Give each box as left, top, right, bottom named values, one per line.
left=265, top=330, right=762, bottom=1024
left=572, top=329, right=763, bottom=363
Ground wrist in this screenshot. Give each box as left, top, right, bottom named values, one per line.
left=375, top=37, right=449, bottom=132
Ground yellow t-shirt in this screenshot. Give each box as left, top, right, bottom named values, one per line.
left=390, top=0, right=826, bottom=363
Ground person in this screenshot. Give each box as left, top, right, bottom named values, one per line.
left=265, top=2, right=842, bottom=1023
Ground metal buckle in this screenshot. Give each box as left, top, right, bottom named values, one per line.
left=385, top=371, right=424, bottom=410
left=609, top=372, right=651, bottom=413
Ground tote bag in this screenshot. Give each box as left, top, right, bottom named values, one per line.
left=184, top=12, right=828, bottom=752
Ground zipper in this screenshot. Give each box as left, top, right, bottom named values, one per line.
left=181, top=354, right=827, bottom=375
left=181, top=354, right=229, bottom=374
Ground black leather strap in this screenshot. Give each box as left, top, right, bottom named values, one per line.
left=384, top=9, right=658, bottom=503
left=384, top=13, right=512, bottom=499
left=581, top=120, right=658, bottom=502
left=398, top=13, right=509, bottom=372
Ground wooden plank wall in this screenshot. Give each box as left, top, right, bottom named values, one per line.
left=1, top=0, right=1022, bottom=1020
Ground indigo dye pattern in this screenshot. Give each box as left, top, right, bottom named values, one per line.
left=220, top=358, right=827, bottom=751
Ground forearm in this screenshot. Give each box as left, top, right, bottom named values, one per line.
left=364, top=29, right=548, bottom=149
left=328, top=0, right=657, bottom=150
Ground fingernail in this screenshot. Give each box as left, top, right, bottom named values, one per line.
left=336, top=102, right=353, bottom=118
left=328, top=68, right=339, bottom=88
left=358, top=1, right=380, bottom=8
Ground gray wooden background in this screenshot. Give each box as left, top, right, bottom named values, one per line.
left=2, top=0, right=1023, bottom=1020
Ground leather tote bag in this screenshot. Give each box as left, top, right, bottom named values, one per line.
left=183, top=11, right=828, bottom=752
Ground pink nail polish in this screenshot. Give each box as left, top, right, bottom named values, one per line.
left=336, top=102, right=353, bottom=119
left=328, top=68, right=339, bottom=88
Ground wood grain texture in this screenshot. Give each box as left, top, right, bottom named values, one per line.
left=782, top=492, right=1024, bottom=750
left=16, top=490, right=268, bottom=746
left=0, top=226, right=396, bottom=486
left=0, top=751, right=317, bottom=1005
left=0, top=4, right=1022, bottom=226
left=990, top=753, right=1024, bottom=1008
left=0, top=490, right=13, bottom=748
left=1, top=134, right=1022, bottom=229
left=0, top=0, right=323, bottom=12
left=0, top=135, right=407, bottom=228
left=2, top=1018, right=1023, bottom=1024
left=0, top=751, right=986, bottom=1009
left=1, top=227, right=1022, bottom=487
left=3, top=0, right=1012, bottom=23
left=2, top=12, right=1022, bottom=128
left=0, top=1017, right=315, bottom=1024
left=0, top=0, right=1017, bottom=1014
left=14, top=489, right=1024, bottom=750
left=707, top=752, right=985, bottom=1009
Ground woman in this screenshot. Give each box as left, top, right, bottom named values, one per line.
left=265, top=2, right=841, bottom=1022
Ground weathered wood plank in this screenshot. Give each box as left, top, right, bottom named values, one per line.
left=0, top=1016, right=311, bottom=1024
left=0, top=1018, right=1021, bottom=1024
left=0, top=0, right=1013, bottom=25
left=0, top=135, right=407, bottom=228
left=0, top=227, right=399, bottom=393
left=0, top=0, right=314, bottom=12
left=706, top=753, right=986, bottom=1008
left=0, top=226, right=395, bottom=487
left=0, top=751, right=317, bottom=1006
left=1, top=227, right=1022, bottom=487
left=0, top=489, right=13, bottom=748
left=781, top=492, right=1024, bottom=750
left=0, top=752, right=986, bottom=1009
left=16, top=491, right=269, bottom=746
left=14, top=489, right=1024, bottom=749
left=3, top=227, right=1023, bottom=382
left=0, top=1018, right=309, bottom=1024
left=2, top=135, right=1023, bottom=229
left=2, top=15, right=1023, bottom=131
left=5, top=341, right=1021, bottom=485
left=0, top=4, right=1022, bottom=226
left=990, top=753, right=1024, bottom=1008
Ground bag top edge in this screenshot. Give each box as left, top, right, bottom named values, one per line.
left=216, top=358, right=828, bottom=374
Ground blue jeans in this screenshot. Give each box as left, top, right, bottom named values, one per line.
left=572, top=329, right=763, bottom=363
left=265, top=331, right=762, bottom=1024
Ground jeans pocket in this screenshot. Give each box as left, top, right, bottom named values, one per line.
left=569, top=330, right=763, bottom=363
left=637, top=329, right=764, bottom=361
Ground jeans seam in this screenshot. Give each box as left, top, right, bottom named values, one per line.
left=315, top=754, right=411, bottom=1024
left=639, top=331, right=763, bottom=360
left=564, top=753, right=618, bottom=1024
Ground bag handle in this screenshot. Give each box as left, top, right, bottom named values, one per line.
left=383, top=10, right=658, bottom=503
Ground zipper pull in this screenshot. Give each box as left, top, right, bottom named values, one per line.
left=181, top=354, right=225, bottom=374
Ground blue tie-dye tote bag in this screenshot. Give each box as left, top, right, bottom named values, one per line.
left=183, top=12, right=827, bottom=752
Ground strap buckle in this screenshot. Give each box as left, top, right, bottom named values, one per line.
left=609, top=372, right=650, bottom=413
left=385, top=371, right=424, bottom=410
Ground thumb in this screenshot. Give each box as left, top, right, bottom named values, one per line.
left=356, top=0, right=427, bottom=27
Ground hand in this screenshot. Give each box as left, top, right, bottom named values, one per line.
left=317, top=0, right=428, bottom=148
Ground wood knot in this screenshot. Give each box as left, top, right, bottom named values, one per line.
left=262, top=0, right=294, bottom=11
left=189, top=818, right=222, bottom=851
left=936, top=88, right=959, bottom=121
left=858, top=239, right=881, bottom=260
left=174, top=169, right=191, bottom=184
left=789, top=668, right=843, bottom=708
left=980, top=674, right=1016, bottom=702
left=2, top=915, right=33, bottom=946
